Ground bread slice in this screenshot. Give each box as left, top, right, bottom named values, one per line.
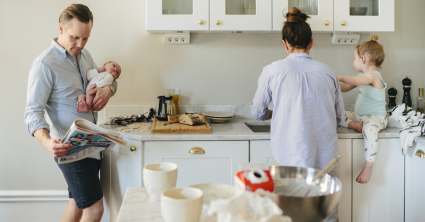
left=167, top=115, right=180, bottom=123
left=179, top=113, right=207, bottom=126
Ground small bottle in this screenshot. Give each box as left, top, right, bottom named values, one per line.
left=417, top=88, right=424, bottom=113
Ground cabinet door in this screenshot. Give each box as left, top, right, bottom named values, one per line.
left=272, top=0, right=333, bottom=31
left=338, top=139, right=352, bottom=222
left=146, top=0, right=209, bottom=32
left=334, top=0, right=394, bottom=32
left=144, top=141, right=249, bottom=186
left=405, top=141, right=425, bottom=222
left=250, top=140, right=275, bottom=165
left=352, top=138, right=404, bottom=222
left=101, top=139, right=142, bottom=222
left=210, top=0, right=272, bottom=31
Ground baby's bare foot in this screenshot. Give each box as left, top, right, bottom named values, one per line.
left=356, top=161, right=373, bottom=184
left=76, top=100, right=90, bottom=113
left=348, top=121, right=363, bottom=133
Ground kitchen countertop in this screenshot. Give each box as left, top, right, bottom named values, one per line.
left=116, top=187, right=216, bottom=222
left=100, top=118, right=404, bottom=141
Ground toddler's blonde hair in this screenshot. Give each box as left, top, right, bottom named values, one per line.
left=356, top=34, right=385, bottom=68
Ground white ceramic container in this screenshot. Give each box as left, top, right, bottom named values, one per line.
left=143, top=162, right=178, bottom=200
left=160, top=187, right=203, bottom=222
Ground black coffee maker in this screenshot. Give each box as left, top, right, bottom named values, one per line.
left=156, top=96, right=174, bottom=121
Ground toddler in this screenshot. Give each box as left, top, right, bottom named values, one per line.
left=77, top=61, right=121, bottom=113
left=338, top=34, right=387, bottom=184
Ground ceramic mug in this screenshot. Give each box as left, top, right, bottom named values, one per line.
left=161, top=187, right=203, bottom=222
left=143, top=162, right=178, bottom=200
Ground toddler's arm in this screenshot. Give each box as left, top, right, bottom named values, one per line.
left=338, top=74, right=374, bottom=87
left=340, top=83, right=357, bottom=92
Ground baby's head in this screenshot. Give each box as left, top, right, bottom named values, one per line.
left=104, top=61, right=121, bottom=79
left=354, top=34, right=385, bottom=70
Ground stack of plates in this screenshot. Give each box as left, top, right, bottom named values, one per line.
left=203, top=111, right=234, bottom=123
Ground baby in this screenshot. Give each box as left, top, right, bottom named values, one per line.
left=76, top=61, right=121, bottom=113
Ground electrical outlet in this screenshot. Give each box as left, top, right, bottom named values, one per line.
left=332, top=33, right=360, bottom=45
left=164, top=33, right=190, bottom=44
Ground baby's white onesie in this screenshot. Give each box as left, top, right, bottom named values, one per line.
left=86, top=69, right=114, bottom=92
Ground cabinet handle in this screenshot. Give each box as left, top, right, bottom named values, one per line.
left=415, top=149, right=425, bottom=158
left=216, top=20, right=221, bottom=25
left=199, top=20, right=204, bottom=25
left=325, top=20, right=330, bottom=26
left=189, top=146, right=205, bottom=154
left=341, top=21, right=346, bottom=26
left=130, top=146, right=137, bottom=152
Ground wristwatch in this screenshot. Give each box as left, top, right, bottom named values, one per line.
left=109, top=85, right=116, bottom=96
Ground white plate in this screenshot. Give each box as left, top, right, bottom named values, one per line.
left=203, top=111, right=234, bottom=118
left=208, top=116, right=233, bottom=123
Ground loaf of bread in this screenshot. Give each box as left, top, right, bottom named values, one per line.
left=167, top=115, right=180, bottom=123
left=179, top=113, right=207, bottom=126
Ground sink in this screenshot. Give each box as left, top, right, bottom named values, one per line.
left=244, top=122, right=271, bottom=133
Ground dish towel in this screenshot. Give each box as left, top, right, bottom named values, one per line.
left=387, top=104, right=425, bottom=155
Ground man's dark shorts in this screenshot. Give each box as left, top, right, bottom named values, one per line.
left=55, top=157, right=103, bottom=209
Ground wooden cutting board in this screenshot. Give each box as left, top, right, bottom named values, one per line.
left=151, top=117, right=212, bottom=134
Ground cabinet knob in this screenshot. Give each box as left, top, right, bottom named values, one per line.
left=130, top=146, right=137, bottom=152
left=325, top=20, right=330, bottom=26
left=199, top=20, right=204, bottom=25
left=341, top=21, right=346, bottom=26
left=215, top=20, right=221, bottom=25
left=189, top=146, right=205, bottom=154
left=415, top=149, right=425, bottom=158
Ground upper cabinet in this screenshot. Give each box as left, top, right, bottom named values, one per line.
left=146, top=0, right=209, bottom=32
left=273, top=0, right=334, bottom=32
left=334, top=0, right=394, bottom=32
left=146, top=0, right=394, bottom=33
left=210, top=0, right=272, bottom=31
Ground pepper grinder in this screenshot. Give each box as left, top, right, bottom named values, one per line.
left=388, top=87, right=397, bottom=109
left=402, top=76, right=412, bottom=107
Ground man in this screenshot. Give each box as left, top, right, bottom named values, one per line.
left=24, top=4, right=117, bottom=222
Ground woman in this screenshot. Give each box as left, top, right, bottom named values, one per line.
left=251, top=7, right=345, bottom=221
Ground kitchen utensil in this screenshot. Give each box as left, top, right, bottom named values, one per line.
left=143, top=162, right=178, bottom=200
left=189, top=183, right=236, bottom=206
left=402, top=76, right=412, bottom=107
left=156, top=96, right=167, bottom=121
left=161, top=187, right=203, bottom=222
left=287, top=155, right=341, bottom=197
left=350, top=7, right=368, bottom=15
left=163, top=122, right=179, bottom=126
left=388, top=87, right=397, bottom=109
left=167, top=88, right=180, bottom=114
left=151, top=118, right=212, bottom=134
left=270, top=165, right=342, bottom=222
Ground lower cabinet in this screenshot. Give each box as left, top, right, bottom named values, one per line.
left=144, top=141, right=249, bottom=186
left=250, top=139, right=352, bottom=222
left=352, top=138, right=404, bottom=222
left=405, top=141, right=425, bottom=222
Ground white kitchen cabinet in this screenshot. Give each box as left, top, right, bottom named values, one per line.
left=272, top=0, right=333, bottom=32
left=352, top=138, right=404, bottom=222
left=144, top=141, right=249, bottom=186
left=101, top=139, right=142, bottom=222
left=146, top=0, right=209, bottom=32
left=405, top=141, right=425, bottom=222
left=249, top=139, right=352, bottom=221
left=334, top=0, right=394, bottom=32
left=210, top=0, right=272, bottom=31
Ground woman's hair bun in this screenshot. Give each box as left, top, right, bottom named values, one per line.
left=371, top=34, right=379, bottom=41
left=285, top=7, right=309, bottom=23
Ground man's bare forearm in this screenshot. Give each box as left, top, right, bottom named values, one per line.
left=33, top=128, right=51, bottom=149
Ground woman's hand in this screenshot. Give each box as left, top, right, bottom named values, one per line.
left=90, top=86, right=113, bottom=112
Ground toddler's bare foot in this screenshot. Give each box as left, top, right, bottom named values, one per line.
left=76, top=100, right=90, bottom=113
left=356, top=161, right=373, bottom=184
left=348, top=121, right=363, bottom=133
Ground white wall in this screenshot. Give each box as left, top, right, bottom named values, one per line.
left=0, top=0, right=424, bottom=192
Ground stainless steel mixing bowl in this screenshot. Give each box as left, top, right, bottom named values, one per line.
left=270, top=166, right=342, bottom=222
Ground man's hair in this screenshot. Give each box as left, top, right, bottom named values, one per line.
left=59, top=4, right=93, bottom=29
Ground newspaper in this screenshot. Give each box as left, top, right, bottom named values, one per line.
left=58, top=118, right=127, bottom=164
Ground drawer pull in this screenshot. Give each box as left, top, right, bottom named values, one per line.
left=415, top=149, right=425, bottom=158
left=130, top=146, right=137, bottom=152
left=189, top=146, right=205, bottom=154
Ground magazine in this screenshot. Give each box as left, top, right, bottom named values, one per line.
left=58, top=118, right=128, bottom=164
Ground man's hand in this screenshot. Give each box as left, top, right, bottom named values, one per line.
left=90, top=86, right=112, bottom=112
left=34, top=129, right=73, bottom=158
